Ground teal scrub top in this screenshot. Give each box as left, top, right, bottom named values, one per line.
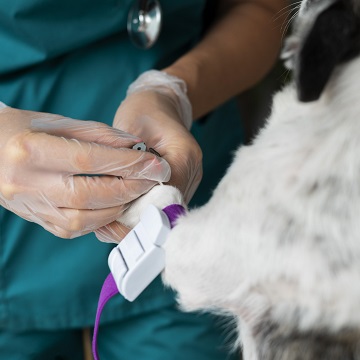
left=0, top=0, right=244, bottom=331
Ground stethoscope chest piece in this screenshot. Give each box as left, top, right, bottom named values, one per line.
left=127, top=0, right=162, bottom=49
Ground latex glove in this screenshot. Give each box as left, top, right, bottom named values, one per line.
left=0, top=106, right=170, bottom=238
left=95, top=70, right=202, bottom=243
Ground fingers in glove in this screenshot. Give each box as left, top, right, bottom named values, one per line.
left=95, top=221, right=131, bottom=244
left=33, top=205, right=129, bottom=239
left=51, top=176, right=157, bottom=209
left=31, top=116, right=143, bottom=148
left=6, top=131, right=171, bottom=182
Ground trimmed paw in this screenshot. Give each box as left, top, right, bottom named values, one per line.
left=117, top=184, right=185, bottom=228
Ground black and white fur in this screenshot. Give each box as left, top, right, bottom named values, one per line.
left=121, top=1, right=360, bottom=358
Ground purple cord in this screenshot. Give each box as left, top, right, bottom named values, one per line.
left=162, top=204, right=186, bottom=227
left=92, top=204, right=185, bottom=360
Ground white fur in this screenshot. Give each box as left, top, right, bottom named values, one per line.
left=118, top=184, right=185, bottom=228
left=161, top=56, right=360, bottom=357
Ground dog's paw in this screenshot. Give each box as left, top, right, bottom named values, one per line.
left=162, top=211, right=209, bottom=310
left=162, top=203, right=231, bottom=311
left=117, top=184, right=185, bottom=228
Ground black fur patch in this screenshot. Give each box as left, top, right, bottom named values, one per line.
left=296, top=0, right=360, bottom=102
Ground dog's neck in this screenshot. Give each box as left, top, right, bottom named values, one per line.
left=322, top=56, right=360, bottom=113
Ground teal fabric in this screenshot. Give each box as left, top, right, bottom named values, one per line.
left=0, top=304, right=239, bottom=360
left=0, top=328, right=84, bottom=360
left=96, top=304, right=238, bottom=360
left=0, top=0, right=244, bottom=355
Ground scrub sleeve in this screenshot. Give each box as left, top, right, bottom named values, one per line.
left=0, top=0, right=244, bottom=358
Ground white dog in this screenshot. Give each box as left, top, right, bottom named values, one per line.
left=122, top=0, right=360, bottom=358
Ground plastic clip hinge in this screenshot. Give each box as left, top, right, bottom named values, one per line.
left=108, top=205, right=171, bottom=301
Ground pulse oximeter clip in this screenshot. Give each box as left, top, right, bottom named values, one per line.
left=92, top=204, right=185, bottom=360
left=108, top=204, right=171, bottom=301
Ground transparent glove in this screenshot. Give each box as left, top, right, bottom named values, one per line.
left=95, top=70, right=202, bottom=243
left=0, top=106, right=170, bottom=238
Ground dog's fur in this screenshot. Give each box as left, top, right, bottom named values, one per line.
left=164, top=0, right=360, bottom=360
left=121, top=1, right=360, bottom=358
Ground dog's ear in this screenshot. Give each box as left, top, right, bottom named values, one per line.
left=296, top=0, right=360, bottom=102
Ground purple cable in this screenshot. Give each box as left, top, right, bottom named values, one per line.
left=92, top=204, right=185, bottom=360
left=162, top=204, right=186, bottom=227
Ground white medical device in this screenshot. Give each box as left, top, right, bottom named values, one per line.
left=108, top=204, right=171, bottom=301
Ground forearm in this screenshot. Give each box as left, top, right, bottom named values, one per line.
left=163, top=0, right=288, bottom=119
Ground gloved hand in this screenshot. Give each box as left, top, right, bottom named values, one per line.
left=0, top=105, right=170, bottom=238
left=95, top=70, right=202, bottom=243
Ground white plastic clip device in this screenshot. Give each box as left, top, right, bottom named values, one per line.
left=108, top=204, right=171, bottom=302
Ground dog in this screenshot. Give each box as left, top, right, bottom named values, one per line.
left=162, top=0, right=360, bottom=358
left=120, top=0, right=360, bottom=358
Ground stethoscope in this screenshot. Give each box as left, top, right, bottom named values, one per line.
left=127, top=0, right=162, bottom=49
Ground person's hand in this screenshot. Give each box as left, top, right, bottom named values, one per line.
left=0, top=106, right=170, bottom=238
left=116, top=70, right=203, bottom=202
left=95, top=70, right=202, bottom=243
